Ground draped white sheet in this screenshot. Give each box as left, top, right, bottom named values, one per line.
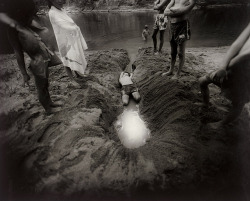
left=49, top=6, right=88, bottom=75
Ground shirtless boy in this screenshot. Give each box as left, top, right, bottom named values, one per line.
left=152, top=0, right=170, bottom=54
left=119, top=64, right=141, bottom=106
left=162, top=0, right=196, bottom=79
left=199, top=22, right=250, bottom=128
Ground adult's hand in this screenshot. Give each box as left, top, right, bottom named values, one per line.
left=213, top=69, right=227, bottom=84
left=164, top=9, right=173, bottom=16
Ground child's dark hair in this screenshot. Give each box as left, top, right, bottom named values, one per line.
left=47, top=0, right=52, bottom=8
left=124, top=71, right=131, bottom=76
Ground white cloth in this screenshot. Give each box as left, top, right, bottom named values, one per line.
left=48, top=6, right=88, bottom=75
left=119, top=72, right=133, bottom=85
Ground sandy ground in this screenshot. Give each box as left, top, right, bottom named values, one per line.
left=0, top=47, right=249, bottom=201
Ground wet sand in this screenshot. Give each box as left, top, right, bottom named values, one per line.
left=0, top=47, right=249, bottom=201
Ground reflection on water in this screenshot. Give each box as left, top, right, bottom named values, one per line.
left=115, top=100, right=150, bottom=149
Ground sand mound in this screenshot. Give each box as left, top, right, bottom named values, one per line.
left=0, top=48, right=249, bottom=201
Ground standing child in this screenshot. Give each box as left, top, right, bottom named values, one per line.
left=142, top=25, right=150, bottom=42
left=152, top=0, right=170, bottom=55
left=162, top=0, right=196, bottom=79
left=48, top=0, right=88, bottom=87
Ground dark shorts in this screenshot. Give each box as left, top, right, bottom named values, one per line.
left=122, top=84, right=138, bottom=96
left=169, top=20, right=191, bottom=45
left=207, top=61, right=250, bottom=106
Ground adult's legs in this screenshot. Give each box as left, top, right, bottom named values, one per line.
left=158, top=30, right=165, bottom=53
left=34, top=75, right=52, bottom=112
left=162, top=40, right=177, bottom=76
left=152, top=29, right=159, bottom=53
left=173, top=41, right=187, bottom=79
left=7, top=28, right=30, bottom=86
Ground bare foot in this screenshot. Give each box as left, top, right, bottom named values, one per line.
left=162, top=71, right=173, bottom=76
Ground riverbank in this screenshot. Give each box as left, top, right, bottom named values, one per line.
left=0, top=47, right=249, bottom=201
left=37, top=3, right=250, bottom=14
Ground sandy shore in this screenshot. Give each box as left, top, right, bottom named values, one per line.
left=0, top=47, right=249, bottom=201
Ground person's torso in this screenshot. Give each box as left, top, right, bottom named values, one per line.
left=169, top=0, right=190, bottom=23
left=120, top=75, right=133, bottom=85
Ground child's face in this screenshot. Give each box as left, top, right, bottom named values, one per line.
left=50, top=0, right=66, bottom=9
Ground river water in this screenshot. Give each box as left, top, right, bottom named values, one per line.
left=0, top=6, right=249, bottom=56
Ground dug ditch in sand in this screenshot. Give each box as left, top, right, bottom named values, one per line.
left=115, top=99, right=150, bottom=149
left=0, top=48, right=249, bottom=201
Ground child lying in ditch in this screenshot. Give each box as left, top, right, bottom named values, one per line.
left=119, top=64, right=141, bottom=106
left=199, top=22, right=250, bottom=129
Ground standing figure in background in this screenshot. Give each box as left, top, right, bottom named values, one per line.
left=48, top=0, right=88, bottom=87
left=152, top=0, right=170, bottom=55
left=0, top=0, right=62, bottom=114
left=199, top=22, right=250, bottom=129
left=142, top=25, right=150, bottom=42
left=162, top=0, right=196, bottom=79
left=119, top=64, right=141, bottom=106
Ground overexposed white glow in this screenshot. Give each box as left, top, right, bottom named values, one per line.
left=116, top=110, right=150, bottom=149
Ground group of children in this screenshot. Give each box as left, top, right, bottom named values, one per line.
left=0, top=0, right=249, bottom=128
left=125, top=0, right=250, bottom=128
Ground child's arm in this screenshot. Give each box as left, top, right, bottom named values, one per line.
left=220, top=22, right=250, bottom=70
left=120, top=72, right=125, bottom=80
left=228, top=50, right=250, bottom=69
left=169, top=0, right=196, bottom=16
left=164, top=0, right=175, bottom=16
left=0, top=13, right=18, bottom=28
left=213, top=22, right=250, bottom=83
left=154, top=0, right=170, bottom=10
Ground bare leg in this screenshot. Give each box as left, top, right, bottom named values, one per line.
left=199, top=75, right=212, bottom=107
left=162, top=40, right=177, bottom=76
left=31, top=63, right=53, bottom=113
left=172, top=41, right=187, bottom=79
left=132, top=91, right=141, bottom=103
left=7, top=28, right=30, bottom=86
left=122, top=94, right=129, bottom=106
left=158, top=30, right=165, bottom=53
left=152, top=29, right=159, bottom=53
